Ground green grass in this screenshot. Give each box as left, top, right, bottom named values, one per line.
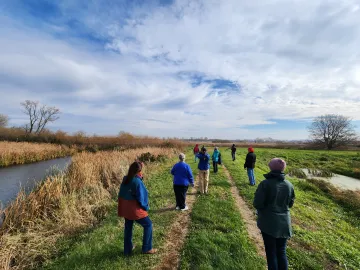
left=179, top=153, right=266, bottom=270
left=221, top=148, right=360, bottom=270
left=243, top=148, right=360, bottom=179
left=41, top=160, right=180, bottom=270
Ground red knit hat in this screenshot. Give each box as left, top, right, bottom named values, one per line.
left=248, top=147, right=254, bottom=153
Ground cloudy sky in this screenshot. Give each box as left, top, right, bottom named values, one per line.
left=1, top=0, right=360, bottom=140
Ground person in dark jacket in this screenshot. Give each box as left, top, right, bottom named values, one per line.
left=118, top=162, right=157, bottom=255
left=230, top=144, right=236, bottom=161
left=253, top=158, right=295, bottom=270
left=171, top=153, right=194, bottom=211
left=244, top=147, right=257, bottom=185
left=196, top=147, right=211, bottom=194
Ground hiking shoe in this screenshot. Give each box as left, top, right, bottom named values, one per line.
left=175, top=206, right=180, bottom=210
left=143, top=248, right=158, bottom=254
left=181, top=206, right=189, bottom=211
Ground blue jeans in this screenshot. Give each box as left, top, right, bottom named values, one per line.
left=247, top=168, right=256, bottom=185
left=194, top=154, right=198, bottom=162
left=231, top=152, right=236, bottom=161
left=262, top=232, right=288, bottom=270
left=124, top=216, right=152, bottom=255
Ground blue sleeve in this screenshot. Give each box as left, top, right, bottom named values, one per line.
left=171, top=164, right=176, bottom=175
left=187, top=165, right=194, bottom=184
left=135, top=181, right=149, bottom=211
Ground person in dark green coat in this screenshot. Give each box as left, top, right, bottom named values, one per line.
left=253, top=158, right=295, bottom=270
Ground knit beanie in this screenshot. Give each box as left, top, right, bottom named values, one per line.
left=248, top=147, right=254, bottom=153
left=268, top=158, right=286, bottom=172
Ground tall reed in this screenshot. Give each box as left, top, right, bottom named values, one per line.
left=0, top=147, right=176, bottom=270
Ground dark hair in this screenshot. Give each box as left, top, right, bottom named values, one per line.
left=123, top=162, right=142, bottom=184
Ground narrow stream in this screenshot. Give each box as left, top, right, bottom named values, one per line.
left=301, top=169, right=360, bottom=191
left=0, top=157, right=71, bottom=206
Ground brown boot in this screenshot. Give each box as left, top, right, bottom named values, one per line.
left=143, top=248, right=158, bottom=254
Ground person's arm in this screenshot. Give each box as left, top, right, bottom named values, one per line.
left=253, top=182, right=266, bottom=210
left=135, top=181, right=149, bottom=211
left=289, top=187, right=295, bottom=208
left=187, top=165, right=194, bottom=186
left=171, top=164, right=176, bottom=175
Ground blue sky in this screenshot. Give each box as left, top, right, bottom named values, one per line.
left=1, top=0, right=360, bottom=140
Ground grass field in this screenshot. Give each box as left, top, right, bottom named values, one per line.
left=39, top=149, right=266, bottom=270
left=3, top=146, right=359, bottom=269
left=0, top=141, right=76, bottom=167
left=221, top=147, right=360, bottom=270
left=180, top=158, right=265, bottom=270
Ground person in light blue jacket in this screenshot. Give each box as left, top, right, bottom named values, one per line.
left=211, top=147, right=220, bottom=173
left=171, top=153, right=194, bottom=210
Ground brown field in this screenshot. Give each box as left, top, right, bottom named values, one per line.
left=0, top=141, right=77, bottom=167
left=0, top=147, right=177, bottom=270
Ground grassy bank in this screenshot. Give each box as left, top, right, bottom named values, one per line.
left=41, top=158, right=182, bottom=270
left=0, top=141, right=77, bottom=167
left=180, top=154, right=266, bottom=269
left=246, top=148, right=360, bottom=179
left=221, top=148, right=360, bottom=270
left=0, top=147, right=176, bottom=270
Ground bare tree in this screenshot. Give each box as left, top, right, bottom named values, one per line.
left=308, top=114, right=357, bottom=150
left=0, top=114, right=9, bottom=127
left=21, top=100, right=60, bottom=134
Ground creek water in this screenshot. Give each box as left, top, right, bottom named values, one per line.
left=301, top=169, right=360, bottom=191
left=0, top=157, right=71, bottom=207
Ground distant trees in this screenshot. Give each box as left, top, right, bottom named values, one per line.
left=308, top=114, right=357, bottom=150
left=21, top=100, right=60, bottom=134
left=0, top=114, right=9, bottom=127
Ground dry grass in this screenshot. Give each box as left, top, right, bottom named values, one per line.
left=0, top=147, right=177, bottom=270
left=0, top=142, right=76, bottom=167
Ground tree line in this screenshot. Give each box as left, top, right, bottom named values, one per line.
left=0, top=101, right=358, bottom=150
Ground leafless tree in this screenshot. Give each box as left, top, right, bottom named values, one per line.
left=0, top=114, right=9, bottom=127
left=21, top=100, right=60, bottom=134
left=308, top=114, right=357, bottom=150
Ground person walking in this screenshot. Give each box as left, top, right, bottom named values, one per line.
left=171, top=153, right=194, bottom=211
left=230, top=144, right=236, bottom=161
left=253, top=158, right=295, bottom=270
left=244, top=147, right=257, bottom=186
left=211, top=147, right=220, bottom=173
left=196, top=147, right=211, bottom=194
left=118, top=162, right=157, bottom=255
left=193, top=144, right=200, bottom=162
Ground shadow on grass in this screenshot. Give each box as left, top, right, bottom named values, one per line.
left=151, top=206, right=175, bottom=214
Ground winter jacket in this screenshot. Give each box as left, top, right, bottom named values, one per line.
left=244, top=152, right=256, bottom=169
left=193, top=145, right=200, bottom=154
left=118, top=175, right=149, bottom=220
left=231, top=145, right=236, bottom=153
left=196, top=152, right=210, bottom=170
left=212, top=150, right=220, bottom=162
left=253, top=171, right=295, bottom=238
left=171, top=161, right=194, bottom=186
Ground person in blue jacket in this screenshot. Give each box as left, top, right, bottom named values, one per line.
left=211, top=147, right=220, bottom=173
left=118, top=162, right=157, bottom=255
left=196, top=147, right=211, bottom=194
left=171, top=153, right=194, bottom=211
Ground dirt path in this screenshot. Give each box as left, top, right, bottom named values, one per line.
left=222, top=165, right=266, bottom=258
left=154, top=178, right=198, bottom=270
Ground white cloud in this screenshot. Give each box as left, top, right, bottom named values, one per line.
left=1, top=1, right=360, bottom=139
